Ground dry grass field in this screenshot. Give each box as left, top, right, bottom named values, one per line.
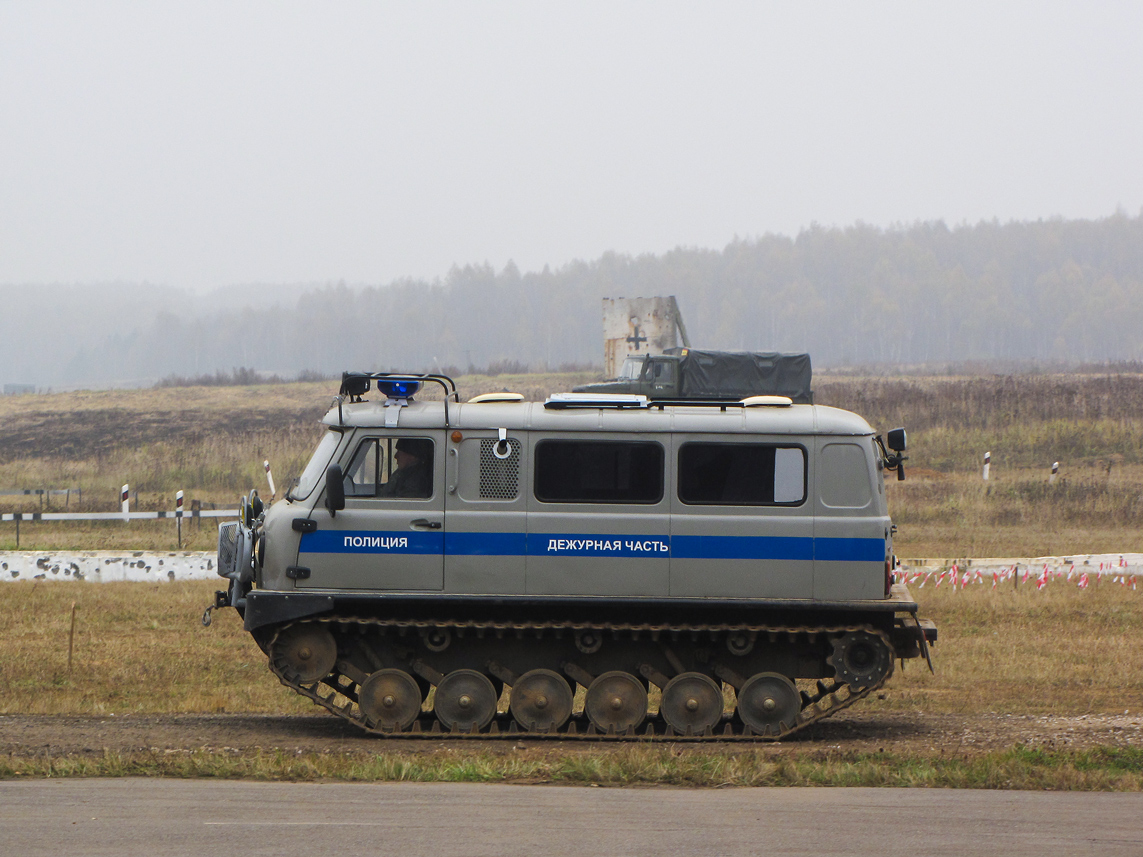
left=2, top=580, right=1140, bottom=788
left=2, top=370, right=1142, bottom=555
left=2, top=580, right=1139, bottom=718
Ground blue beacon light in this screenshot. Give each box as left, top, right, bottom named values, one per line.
left=377, top=380, right=422, bottom=399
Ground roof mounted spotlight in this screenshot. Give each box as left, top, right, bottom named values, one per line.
left=340, top=372, right=371, bottom=400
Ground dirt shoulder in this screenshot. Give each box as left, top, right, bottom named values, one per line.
left=2, top=711, right=1140, bottom=759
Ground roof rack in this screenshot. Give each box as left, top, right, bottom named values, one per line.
left=544, top=393, right=649, bottom=410
left=648, top=396, right=793, bottom=411
left=334, top=372, right=460, bottom=426
left=545, top=393, right=798, bottom=412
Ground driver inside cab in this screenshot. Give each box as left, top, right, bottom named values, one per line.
left=378, top=438, right=433, bottom=498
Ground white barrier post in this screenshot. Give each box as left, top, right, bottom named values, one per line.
left=176, top=490, right=184, bottom=549
left=264, top=460, right=276, bottom=501
left=121, top=484, right=130, bottom=521
left=1050, top=461, right=1059, bottom=484
left=982, top=452, right=991, bottom=481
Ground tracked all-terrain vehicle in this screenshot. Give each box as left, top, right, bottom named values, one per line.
left=207, top=372, right=934, bottom=739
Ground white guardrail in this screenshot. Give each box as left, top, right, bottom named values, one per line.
left=0, top=509, right=238, bottom=549
left=0, top=510, right=236, bottom=522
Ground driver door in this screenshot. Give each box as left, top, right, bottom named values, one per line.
left=296, top=432, right=445, bottom=590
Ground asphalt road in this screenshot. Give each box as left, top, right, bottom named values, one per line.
left=2, top=780, right=1141, bottom=856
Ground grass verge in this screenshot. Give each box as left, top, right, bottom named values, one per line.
left=2, top=745, right=1140, bottom=790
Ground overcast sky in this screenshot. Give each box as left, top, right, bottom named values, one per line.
left=2, top=2, right=1141, bottom=291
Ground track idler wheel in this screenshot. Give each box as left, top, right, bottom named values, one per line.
left=509, top=669, right=574, bottom=733
left=584, top=671, right=648, bottom=735
left=829, top=631, right=893, bottom=689
left=737, top=672, right=800, bottom=735
left=434, top=670, right=498, bottom=733
left=271, top=624, right=337, bottom=682
left=659, top=672, right=724, bottom=735
left=358, top=669, right=422, bottom=731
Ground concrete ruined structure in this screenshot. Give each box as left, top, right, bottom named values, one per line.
left=601, top=296, right=690, bottom=378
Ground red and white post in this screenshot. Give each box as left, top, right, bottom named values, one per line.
left=264, top=460, right=276, bottom=501
left=176, top=490, right=184, bottom=548
left=121, top=484, right=130, bottom=521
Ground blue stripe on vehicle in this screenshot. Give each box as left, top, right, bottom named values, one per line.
left=445, top=531, right=527, bottom=556
left=299, top=530, right=443, bottom=554
left=813, top=537, right=886, bottom=562
left=300, top=529, right=883, bottom=562
left=528, top=534, right=670, bottom=558
left=671, top=535, right=814, bottom=561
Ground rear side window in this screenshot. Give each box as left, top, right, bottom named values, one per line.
left=678, top=443, right=806, bottom=505
left=534, top=440, right=664, bottom=504
left=819, top=442, right=873, bottom=508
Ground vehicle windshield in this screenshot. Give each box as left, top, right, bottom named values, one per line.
left=287, top=430, right=342, bottom=501
left=618, top=357, right=643, bottom=379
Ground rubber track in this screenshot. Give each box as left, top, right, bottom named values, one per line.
left=266, top=616, right=895, bottom=741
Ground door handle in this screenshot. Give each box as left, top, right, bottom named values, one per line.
left=447, top=447, right=458, bottom=494
left=410, top=518, right=442, bottom=529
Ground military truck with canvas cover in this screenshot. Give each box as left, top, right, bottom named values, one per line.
left=575, top=349, right=814, bottom=404
left=209, top=372, right=933, bottom=739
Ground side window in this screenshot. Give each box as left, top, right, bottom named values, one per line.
left=678, top=443, right=806, bottom=505
left=342, top=437, right=435, bottom=500
left=819, top=442, right=873, bottom=509
left=651, top=361, right=676, bottom=384
left=343, top=439, right=381, bottom=496
left=534, top=440, right=663, bottom=504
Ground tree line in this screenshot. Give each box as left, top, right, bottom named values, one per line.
left=3, top=213, right=1142, bottom=388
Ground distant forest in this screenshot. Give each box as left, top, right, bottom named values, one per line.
left=3, top=213, right=1143, bottom=388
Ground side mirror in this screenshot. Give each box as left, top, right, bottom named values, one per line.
left=248, top=488, right=264, bottom=520
left=324, top=464, right=345, bottom=516
left=882, top=428, right=908, bottom=482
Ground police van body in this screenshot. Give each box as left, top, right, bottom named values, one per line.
left=216, top=373, right=930, bottom=739
left=260, top=391, right=891, bottom=606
